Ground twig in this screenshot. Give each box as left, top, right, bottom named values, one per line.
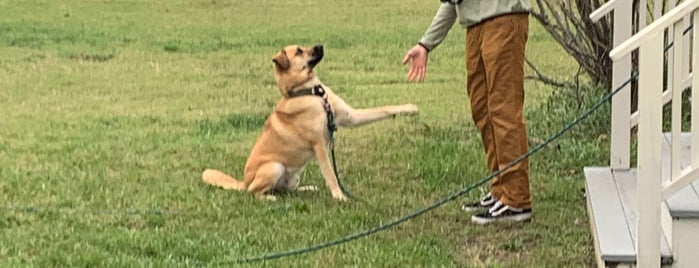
left=525, top=57, right=576, bottom=89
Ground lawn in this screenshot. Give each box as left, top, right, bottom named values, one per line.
left=0, top=0, right=607, bottom=267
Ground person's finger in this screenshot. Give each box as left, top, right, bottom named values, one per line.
left=407, top=65, right=415, bottom=82
left=402, top=53, right=411, bottom=65
left=410, top=65, right=419, bottom=82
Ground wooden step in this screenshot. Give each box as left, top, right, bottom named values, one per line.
left=662, top=133, right=699, bottom=218
left=584, top=133, right=699, bottom=266
left=584, top=167, right=674, bottom=265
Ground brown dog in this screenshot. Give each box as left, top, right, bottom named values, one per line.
left=202, top=44, right=419, bottom=201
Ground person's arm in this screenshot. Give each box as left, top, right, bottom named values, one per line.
left=403, top=3, right=457, bottom=82
left=418, top=3, right=458, bottom=52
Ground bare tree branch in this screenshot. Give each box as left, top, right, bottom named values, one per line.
left=530, top=0, right=612, bottom=88
left=525, top=57, right=576, bottom=89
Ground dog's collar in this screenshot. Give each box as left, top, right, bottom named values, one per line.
left=287, top=85, right=326, bottom=99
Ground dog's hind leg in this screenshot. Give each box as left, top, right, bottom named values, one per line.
left=247, top=162, right=285, bottom=201
left=276, top=168, right=318, bottom=192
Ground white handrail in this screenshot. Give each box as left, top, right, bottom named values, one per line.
left=610, top=0, right=699, bottom=60
left=589, top=0, right=628, bottom=22
left=663, top=165, right=699, bottom=199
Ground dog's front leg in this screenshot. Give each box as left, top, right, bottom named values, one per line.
left=335, top=104, right=419, bottom=128
left=327, top=93, right=418, bottom=128
left=312, top=143, right=347, bottom=201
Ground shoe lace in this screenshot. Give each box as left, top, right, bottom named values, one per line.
left=488, top=201, right=503, bottom=214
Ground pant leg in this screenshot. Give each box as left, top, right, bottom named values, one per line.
left=477, top=13, right=531, bottom=209
left=465, top=21, right=504, bottom=200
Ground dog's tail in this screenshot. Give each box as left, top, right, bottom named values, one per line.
left=202, top=169, right=246, bottom=191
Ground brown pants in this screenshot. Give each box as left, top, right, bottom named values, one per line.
left=466, top=13, right=531, bottom=209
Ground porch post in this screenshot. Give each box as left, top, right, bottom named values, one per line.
left=636, top=33, right=664, bottom=268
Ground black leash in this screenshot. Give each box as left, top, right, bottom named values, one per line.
left=288, top=85, right=356, bottom=199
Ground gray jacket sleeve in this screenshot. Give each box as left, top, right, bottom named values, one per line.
left=418, top=3, right=457, bottom=51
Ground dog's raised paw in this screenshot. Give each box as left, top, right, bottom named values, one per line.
left=332, top=193, right=348, bottom=202
left=403, top=104, right=419, bottom=116
left=258, top=194, right=278, bottom=201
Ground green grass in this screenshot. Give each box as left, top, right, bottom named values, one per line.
left=0, top=0, right=606, bottom=267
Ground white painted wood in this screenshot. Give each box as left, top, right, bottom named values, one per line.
left=653, top=0, right=662, bottom=22
left=610, top=0, right=699, bottom=61
left=683, top=15, right=691, bottom=81
left=671, top=219, right=699, bottom=268
left=640, top=0, right=647, bottom=27
left=636, top=34, right=664, bottom=268
left=589, top=0, right=628, bottom=22
left=669, top=0, right=676, bottom=16
left=660, top=133, right=699, bottom=217
left=662, top=132, right=673, bottom=184
left=584, top=167, right=679, bottom=265
left=666, top=185, right=699, bottom=218
left=611, top=0, right=634, bottom=169
left=660, top=203, right=673, bottom=256
left=661, top=133, right=690, bottom=175
left=630, top=89, right=673, bottom=127
left=584, top=167, right=637, bottom=263
left=588, top=200, right=607, bottom=268
left=614, top=170, right=674, bottom=261
left=671, top=20, right=686, bottom=181
left=683, top=74, right=694, bottom=92
left=667, top=3, right=676, bottom=145
left=693, top=10, right=699, bottom=169
left=662, top=165, right=699, bottom=200
left=589, top=3, right=699, bottom=267
left=585, top=164, right=699, bottom=266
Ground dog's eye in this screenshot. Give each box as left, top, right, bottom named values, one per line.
left=295, top=48, right=303, bottom=56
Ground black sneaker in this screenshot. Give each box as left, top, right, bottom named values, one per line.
left=471, top=201, right=532, bottom=225
left=461, top=193, right=497, bottom=212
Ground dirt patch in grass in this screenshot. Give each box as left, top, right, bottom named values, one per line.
left=452, top=226, right=539, bottom=267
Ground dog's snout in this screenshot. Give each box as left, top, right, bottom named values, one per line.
left=306, top=44, right=324, bottom=69
left=312, top=44, right=323, bottom=56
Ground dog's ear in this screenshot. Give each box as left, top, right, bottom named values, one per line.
left=272, top=51, right=290, bottom=71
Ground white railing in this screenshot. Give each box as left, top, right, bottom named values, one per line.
left=590, top=0, right=634, bottom=169
left=599, top=0, right=699, bottom=267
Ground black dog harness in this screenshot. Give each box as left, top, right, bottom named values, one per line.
left=288, top=85, right=338, bottom=148
left=287, top=85, right=354, bottom=199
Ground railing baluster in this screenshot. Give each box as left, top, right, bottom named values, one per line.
left=685, top=14, right=692, bottom=79
left=693, top=9, right=699, bottom=168
left=640, top=0, right=648, bottom=27
left=653, top=0, right=662, bottom=23
left=611, top=0, right=633, bottom=169
left=672, top=20, right=686, bottom=181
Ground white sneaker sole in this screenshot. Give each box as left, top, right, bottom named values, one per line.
left=471, top=212, right=532, bottom=225
left=461, top=204, right=489, bottom=212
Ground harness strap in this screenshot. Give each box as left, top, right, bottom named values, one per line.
left=287, top=85, right=353, bottom=199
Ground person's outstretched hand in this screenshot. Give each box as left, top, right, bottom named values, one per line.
left=402, top=44, right=429, bottom=82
